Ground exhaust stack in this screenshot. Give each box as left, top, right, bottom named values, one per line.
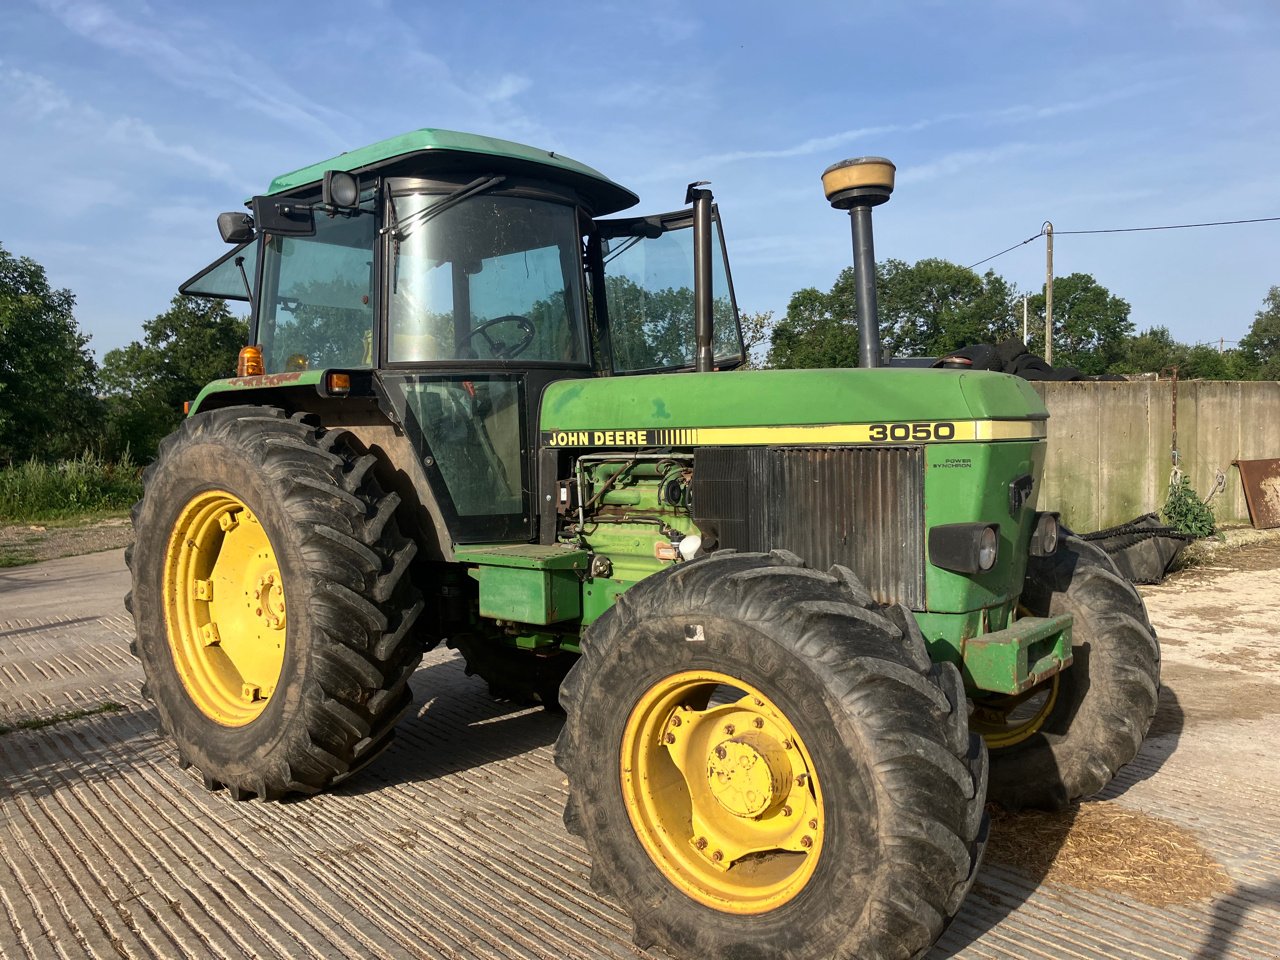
left=822, top=157, right=895, bottom=368
left=687, top=181, right=715, bottom=373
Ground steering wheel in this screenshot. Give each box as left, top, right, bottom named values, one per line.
left=465, top=315, right=536, bottom=360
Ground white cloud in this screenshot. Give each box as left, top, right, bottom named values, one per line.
left=483, top=73, right=532, bottom=103
left=33, top=0, right=347, bottom=144
left=897, top=143, right=1033, bottom=186
left=0, top=66, right=246, bottom=190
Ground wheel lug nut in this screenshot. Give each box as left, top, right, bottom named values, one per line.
left=753, top=698, right=763, bottom=706
left=664, top=732, right=676, bottom=744
left=670, top=715, right=682, bottom=727
left=723, top=724, right=735, bottom=735
left=783, top=739, right=793, bottom=750
left=712, top=850, right=724, bottom=862
left=753, top=717, right=764, bottom=728
left=808, top=819, right=819, bottom=830
left=782, top=805, right=792, bottom=817
left=795, top=773, right=808, bottom=786
left=715, top=746, right=727, bottom=759
left=800, top=836, right=813, bottom=849
left=695, top=837, right=708, bottom=850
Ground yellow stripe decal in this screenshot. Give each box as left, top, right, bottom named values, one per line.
left=541, top=420, right=1046, bottom=448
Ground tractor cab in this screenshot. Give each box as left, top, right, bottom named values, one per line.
left=183, top=128, right=744, bottom=379
left=181, top=129, right=745, bottom=541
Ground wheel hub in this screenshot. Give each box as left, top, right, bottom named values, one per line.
left=706, top=734, right=791, bottom=818
left=255, top=571, right=286, bottom=630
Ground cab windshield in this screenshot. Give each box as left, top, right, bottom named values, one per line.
left=387, top=192, right=588, bottom=365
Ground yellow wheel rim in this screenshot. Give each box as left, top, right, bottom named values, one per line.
left=972, top=675, right=1060, bottom=749
left=620, top=670, right=824, bottom=914
left=162, top=490, right=287, bottom=726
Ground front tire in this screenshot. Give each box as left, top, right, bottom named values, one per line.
left=983, top=535, right=1160, bottom=810
left=556, top=551, right=987, bottom=960
left=126, top=406, right=424, bottom=799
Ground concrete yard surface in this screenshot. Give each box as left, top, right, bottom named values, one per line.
left=2, top=543, right=1279, bottom=959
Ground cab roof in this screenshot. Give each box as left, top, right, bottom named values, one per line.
left=264, top=128, right=639, bottom=216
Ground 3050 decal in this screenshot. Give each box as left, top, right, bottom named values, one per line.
left=867, top=421, right=958, bottom=442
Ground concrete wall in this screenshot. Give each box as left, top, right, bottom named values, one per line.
left=1031, top=380, right=1280, bottom=531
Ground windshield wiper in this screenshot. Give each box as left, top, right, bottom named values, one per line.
left=387, top=175, right=507, bottom=243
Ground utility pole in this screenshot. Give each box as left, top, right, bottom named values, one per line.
left=1022, top=296, right=1028, bottom=344
left=1043, top=221, right=1054, bottom=365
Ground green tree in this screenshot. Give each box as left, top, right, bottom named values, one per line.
left=1028, top=273, right=1133, bottom=375
left=879, top=259, right=1018, bottom=358
left=768, top=260, right=1018, bottom=369
left=1110, top=325, right=1252, bottom=380
left=1109, top=326, right=1183, bottom=376
left=766, top=273, right=859, bottom=369
left=739, top=309, right=775, bottom=369
left=1178, top=343, right=1249, bottom=380
left=0, top=242, right=101, bottom=464
left=1239, top=286, right=1280, bottom=379
left=100, top=296, right=247, bottom=460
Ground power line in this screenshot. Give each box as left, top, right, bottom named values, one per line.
left=966, top=215, right=1280, bottom=270
left=967, top=232, right=1042, bottom=269
left=1057, top=215, right=1280, bottom=235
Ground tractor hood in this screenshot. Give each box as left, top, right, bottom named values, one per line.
left=539, top=368, right=1047, bottom=448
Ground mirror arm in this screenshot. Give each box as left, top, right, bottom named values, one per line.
left=234, top=255, right=255, bottom=315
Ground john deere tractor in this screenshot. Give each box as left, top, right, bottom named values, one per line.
left=127, top=129, right=1158, bottom=959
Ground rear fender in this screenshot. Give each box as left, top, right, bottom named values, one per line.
left=190, top=378, right=453, bottom=562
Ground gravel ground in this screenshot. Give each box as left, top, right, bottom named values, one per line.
left=0, top=518, right=133, bottom=567
left=1, top=543, right=1279, bottom=959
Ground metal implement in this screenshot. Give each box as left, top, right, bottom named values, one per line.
left=1234, top=458, right=1280, bottom=529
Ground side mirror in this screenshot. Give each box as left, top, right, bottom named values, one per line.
left=323, top=170, right=360, bottom=209
left=251, top=196, right=316, bottom=237
left=218, top=212, right=255, bottom=244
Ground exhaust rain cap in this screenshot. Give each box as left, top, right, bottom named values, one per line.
left=822, top=157, right=896, bottom=209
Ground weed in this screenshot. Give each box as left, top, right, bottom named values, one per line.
left=0, top=454, right=142, bottom=523
left=1162, top=474, right=1216, bottom=539
left=0, top=702, right=125, bottom=735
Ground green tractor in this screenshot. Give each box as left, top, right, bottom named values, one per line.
left=127, top=129, right=1158, bottom=959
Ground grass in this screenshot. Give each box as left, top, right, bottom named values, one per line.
left=0, top=702, right=124, bottom=736
left=0, top=454, right=142, bottom=523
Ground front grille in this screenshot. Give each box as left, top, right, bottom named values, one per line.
left=691, top=446, right=925, bottom=608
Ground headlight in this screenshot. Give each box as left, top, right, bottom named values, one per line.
left=1029, top=512, right=1060, bottom=557
left=978, top=525, right=999, bottom=571
left=929, top=523, right=1001, bottom=574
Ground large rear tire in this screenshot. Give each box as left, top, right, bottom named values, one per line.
left=982, top=535, right=1159, bottom=810
left=126, top=406, right=424, bottom=799
left=556, top=551, right=987, bottom=960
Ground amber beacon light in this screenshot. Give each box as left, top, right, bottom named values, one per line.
left=237, top=345, right=264, bottom=377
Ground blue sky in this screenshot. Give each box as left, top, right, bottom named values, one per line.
left=3, top=0, right=1278, bottom=359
